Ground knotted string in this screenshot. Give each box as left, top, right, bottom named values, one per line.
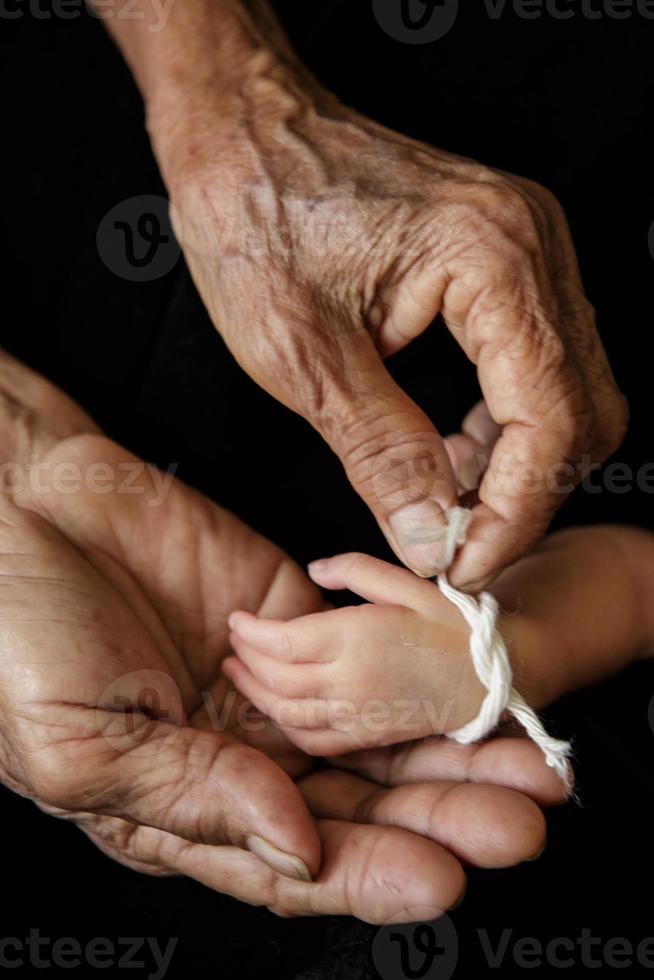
left=433, top=507, right=572, bottom=785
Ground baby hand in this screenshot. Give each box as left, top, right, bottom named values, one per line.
left=223, top=553, right=486, bottom=755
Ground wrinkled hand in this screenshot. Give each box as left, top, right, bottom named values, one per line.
left=0, top=381, right=567, bottom=922
left=161, top=65, right=627, bottom=590
left=1, top=429, right=326, bottom=882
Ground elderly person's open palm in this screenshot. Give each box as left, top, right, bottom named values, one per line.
left=0, top=353, right=567, bottom=922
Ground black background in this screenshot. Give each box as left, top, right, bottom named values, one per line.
left=1, top=1, right=654, bottom=977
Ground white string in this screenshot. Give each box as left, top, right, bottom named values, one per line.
left=432, top=507, right=572, bottom=786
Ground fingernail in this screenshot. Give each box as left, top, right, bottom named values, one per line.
left=388, top=500, right=448, bottom=576
left=458, top=454, right=484, bottom=494
left=246, top=834, right=312, bottom=882
left=227, top=612, right=239, bottom=630
left=307, top=560, right=328, bottom=575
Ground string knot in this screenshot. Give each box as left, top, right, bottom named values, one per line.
left=435, top=507, right=572, bottom=786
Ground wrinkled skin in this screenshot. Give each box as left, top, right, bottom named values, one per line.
left=154, top=42, right=627, bottom=590
left=0, top=366, right=567, bottom=921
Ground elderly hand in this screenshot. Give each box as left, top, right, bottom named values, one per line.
left=0, top=353, right=568, bottom=923
left=126, top=0, right=627, bottom=590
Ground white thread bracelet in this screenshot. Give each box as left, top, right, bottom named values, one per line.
left=433, top=507, right=571, bottom=785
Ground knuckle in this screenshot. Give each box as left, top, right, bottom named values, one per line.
left=468, top=279, right=563, bottom=366
left=556, top=408, right=598, bottom=460
left=512, top=173, right=567, bottom=231
left=446, top=238, right=548, bottom=331
left=268, top=697, right=294, bottom=729
left=457, top=179, right=542, bottom=249
left=552, top=388, right=629, bottom=464
left=491, top=181, right=534, bottom=224
left=260, top=669, right=288, bottom=696
left=531, top=328, right=569, bottom=377
left=274, top=628, right=295, bottom=663
left=266, top=664, right=307, bottom=698
left=337, top=409, right=446, bottom=508
left=266, top=869, right=297, bottom=917
left=267, top=903, right=297, bottom=919
left=340, top=552, right=369, bottom=575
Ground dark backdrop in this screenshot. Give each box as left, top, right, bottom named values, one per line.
left=1, top=2, right=653, bottom=977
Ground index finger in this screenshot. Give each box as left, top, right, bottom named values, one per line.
left=449, top=315, right=614, bottom=590
left=300, top=769, right=546, bottom=868
left=332, top=736, right=572, bottom=808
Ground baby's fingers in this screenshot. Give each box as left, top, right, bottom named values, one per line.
left=229, top=634, right=325, bottom=698
left=308, top=553, right=443, bottom=614
left=228, top=610, right=334, bottom=663
left=222, top=657, right=330, bottom=731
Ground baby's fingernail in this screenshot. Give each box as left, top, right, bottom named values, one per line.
left=228, top=611, right=251, bottom=631
left=388, top=500, right=449, bottom=576
left=246, top=834, right=313, bottom=882
left=458, top=454, right=484, bottom=493
left=308, top=560, right=328, bottom=575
